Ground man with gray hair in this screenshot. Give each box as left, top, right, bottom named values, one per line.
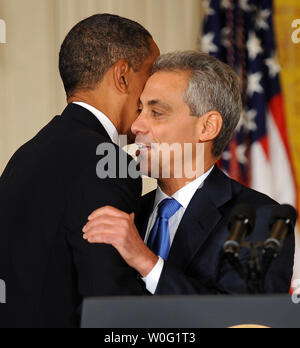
left=83, top=51, right=294, bottom=295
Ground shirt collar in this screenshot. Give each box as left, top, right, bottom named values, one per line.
left=72, top=102, right=119, bottom=145
left=153, top=166, right=215, bottom=210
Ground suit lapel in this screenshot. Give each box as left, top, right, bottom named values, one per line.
left=167, top=166, right=233, bottom=270
left=138, top=190, right=156, bottom=240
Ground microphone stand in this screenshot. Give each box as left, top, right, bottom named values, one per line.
left=246, top=243, right=263, bottom=294
left=225, top=252, right=247, bottom=282
left=223, top=241, right=265, bottom=294
left=260, top=247, right=279, bottom=293
left=222, top=204, right=297, bottom=294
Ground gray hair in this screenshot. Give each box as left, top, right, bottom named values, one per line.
left=151, top=51, right=242, bottom=158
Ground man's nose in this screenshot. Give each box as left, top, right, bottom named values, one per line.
left=131, top=112, right=148, bottom=136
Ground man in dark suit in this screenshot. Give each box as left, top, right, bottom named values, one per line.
left=83, top=51, right=295, bottom=295
left=0, top=14, right=159, bottom=328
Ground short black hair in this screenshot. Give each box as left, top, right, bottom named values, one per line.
left=59, top=14, right=153, bottom=97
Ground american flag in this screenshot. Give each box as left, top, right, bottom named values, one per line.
left=201, top=0, right=299, bottom=291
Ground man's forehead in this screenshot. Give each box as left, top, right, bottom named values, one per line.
left=140, top=71, right=189, bottom=102
left=147, top=70, right=190, bottom=88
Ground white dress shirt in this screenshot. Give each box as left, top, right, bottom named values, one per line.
left=73, top=102, right=119, bottom=145
left=142, top=166, right=214, bottom=294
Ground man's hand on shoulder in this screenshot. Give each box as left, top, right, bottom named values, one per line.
left=82, top=206, right=158, bottom=278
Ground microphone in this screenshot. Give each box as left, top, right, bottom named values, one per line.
left=263, top=204, right=297, bottom=258
left=224, top=204, right=256, bottom=257
left=261, top=204, right=297, bottom=291
left=261, top=204, right=298, bottom=289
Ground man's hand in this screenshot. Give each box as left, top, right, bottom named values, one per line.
left=82, top=206, right=159, bottom=278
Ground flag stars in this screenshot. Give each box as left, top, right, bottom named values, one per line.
left=221, top=0, right=232, bottom=10
left=221, top=27, right=231, bottom=48
left=247, top=72, right=263, bottom=97
left=255, top=9, right=271, bottom=31
left=239, top=0, right=253, bottom=12
left=222, top=151, right=232, bottom=161
left=265, top=53, right=281, bottom=78
left=237, top=109, right=258, bottom=132
left=201, top=32, right=218, bottom=53
left=202, top=0, right=215, bottom=17
left=236, top=144, right=248, bottom=165
left=247, top=32, right=263, bottom=60
left=222, top=146, right=248, bottom=165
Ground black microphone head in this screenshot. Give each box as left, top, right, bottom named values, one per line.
left=270, top=204, right=298, bottom=229
left=224, top=204, right=256, bottom=256
left=229, top=203, right=256, bottom=232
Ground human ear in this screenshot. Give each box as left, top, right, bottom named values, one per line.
left=197, top=111, right=223, bottom=142
left=112, top=59, right=130, bottom=94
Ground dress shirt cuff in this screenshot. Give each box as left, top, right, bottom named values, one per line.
left=141, top=257, right=164, bottom=295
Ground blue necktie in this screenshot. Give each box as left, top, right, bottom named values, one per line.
left=148, top=198, right=182, bottom=260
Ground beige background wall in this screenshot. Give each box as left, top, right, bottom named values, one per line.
left=0, top=0, right=203, bottom=180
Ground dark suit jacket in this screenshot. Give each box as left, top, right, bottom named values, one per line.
left=137, top=166, right=295, bottom=295
left=0, top=104, right=143, bottom=328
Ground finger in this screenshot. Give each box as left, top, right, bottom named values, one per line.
left=88, top=206, right=128, bottom=221
left=85, top=231, right=116, bottom=245
left=83, top=223, right=112, bottom=238
left=83, top=224, right=120, bottom=240
left=83, top=215, right=126, bottom=233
